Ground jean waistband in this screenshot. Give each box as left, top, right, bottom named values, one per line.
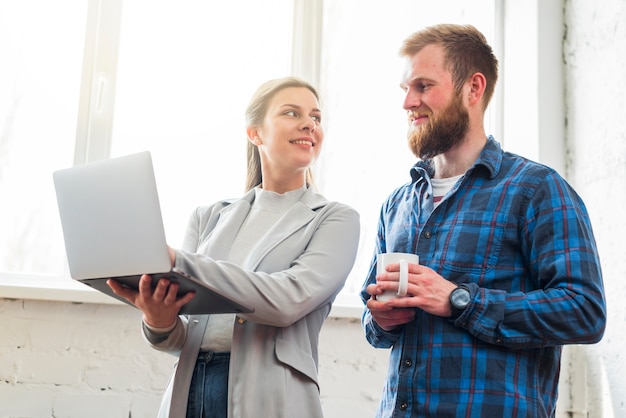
left=197, top=350, right=230, bottom=363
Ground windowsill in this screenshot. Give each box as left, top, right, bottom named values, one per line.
left=0, top=274, right=119, bottom=305
left=0, top=274, right=364, bottom=318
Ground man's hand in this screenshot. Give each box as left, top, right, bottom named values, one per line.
left=366, top=262, right=458, bottom=328
left=365, top=292, right=416, bottom=331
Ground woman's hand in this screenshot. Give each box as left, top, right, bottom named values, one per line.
left=107, top=274, right=195, bottom=328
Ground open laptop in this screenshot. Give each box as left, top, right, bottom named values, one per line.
left=52, top=151, right=253, bottom=315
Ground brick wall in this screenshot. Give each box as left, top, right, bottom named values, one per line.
left=0, top=299, right=388, bottom=418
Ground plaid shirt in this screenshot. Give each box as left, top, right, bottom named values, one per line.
left=361, top=138, right=606, bottom=417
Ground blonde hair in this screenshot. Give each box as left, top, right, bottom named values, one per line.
left=244, top=77, right=320, bottom=191
left=400, top=24, right=498, bottom=111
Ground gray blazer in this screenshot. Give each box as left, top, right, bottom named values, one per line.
left=143, top=187, right=360, bottom=418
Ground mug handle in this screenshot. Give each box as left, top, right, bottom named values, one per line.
left=397, top=259, right=409, bottom=296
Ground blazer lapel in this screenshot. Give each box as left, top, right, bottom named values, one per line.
left=197, top=191, right=255, bottom=260
left=244, top=187, right=327, bottom=270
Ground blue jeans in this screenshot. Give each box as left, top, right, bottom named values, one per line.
left=186, top=351, right=230, bottom=418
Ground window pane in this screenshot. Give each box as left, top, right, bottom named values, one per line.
left=110, top=0, right=294, bottom=247
left=317, top=0, right=496, bottom=299
left=0, top=1, right=87, bottom=275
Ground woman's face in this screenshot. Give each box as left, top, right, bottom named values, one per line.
left=252, top=87, right=323, bottom=181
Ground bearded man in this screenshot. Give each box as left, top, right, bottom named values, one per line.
left=361, top=24, right=606, bottom=418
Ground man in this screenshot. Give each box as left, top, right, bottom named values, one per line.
left=361, top=24, right=606, bottom=417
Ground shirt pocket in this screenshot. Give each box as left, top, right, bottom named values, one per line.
left=438, top=211, right=510, bottom=275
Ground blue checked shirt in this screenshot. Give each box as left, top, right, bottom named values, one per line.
left=361, top=138, right=606, bottom=418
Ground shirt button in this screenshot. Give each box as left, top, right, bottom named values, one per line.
left=495, top=336, right=503, bottom=344
left=237, top=317, right=246, bottom=324
left=403, top=359, right=412, bottom=367
left=400, top=403, right=408, bottom=410
left=423, top=231, right=432, bottom=239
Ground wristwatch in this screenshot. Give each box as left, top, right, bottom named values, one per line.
left=449, top=284, right=471, bottom=318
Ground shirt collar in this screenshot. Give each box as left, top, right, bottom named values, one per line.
left=409, top=136, right=503, bottom=181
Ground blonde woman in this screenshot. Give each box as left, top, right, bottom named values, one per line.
left=109, top=77, right=360, bottom=418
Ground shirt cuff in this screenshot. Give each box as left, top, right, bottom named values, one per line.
left=142, top=318, right=178, bottom=344
left=372, top=317, right=403, bottom=337
left=143, top=319, right=177, bottom=334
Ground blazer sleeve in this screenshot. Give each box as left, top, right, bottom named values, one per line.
left=174, top=202, right=360, bottom=327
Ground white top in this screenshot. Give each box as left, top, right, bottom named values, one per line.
left=431, top=175, right=463, bottom=209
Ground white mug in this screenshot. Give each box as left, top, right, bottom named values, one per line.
left=376, top=252, right=420, bottom=302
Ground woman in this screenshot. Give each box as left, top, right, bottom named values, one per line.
left=108, top=77, right=360, bottom=418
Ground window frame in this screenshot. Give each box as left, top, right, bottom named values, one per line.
left=0, top=0, right=564, bottom=319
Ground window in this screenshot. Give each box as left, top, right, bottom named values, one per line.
left=316, top=0, right=497, bottom=304
left=0, top=1, right=86, bottom=277
left=0, top=0, right=294, bottom=295
left=6, top=1, right=561, bottom=313
left=109, top=0, right=295, bottom=247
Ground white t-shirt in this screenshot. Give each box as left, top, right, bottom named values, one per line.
left=431, top=175, right=463, bottom=208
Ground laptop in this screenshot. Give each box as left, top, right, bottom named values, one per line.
left=52, top=151, right=253, bottom=315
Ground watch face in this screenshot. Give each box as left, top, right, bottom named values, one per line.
left=451, top=287, right=471, bottom=309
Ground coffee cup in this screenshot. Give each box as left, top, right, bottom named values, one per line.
left=376, top=252, right=420, bottom=302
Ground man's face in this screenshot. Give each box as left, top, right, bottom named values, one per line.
left=407, top=91, right=469, bottom=160
left=400, top=44, right=469, bottom=159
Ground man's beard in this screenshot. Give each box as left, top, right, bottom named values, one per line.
left=407, top=92, right=469, bottom=160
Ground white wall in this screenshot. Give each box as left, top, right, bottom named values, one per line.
left=562, top=0, right=626, bottom=416
left=0, top=299, right=388, bottom=418
left=0, top=300, right=172, bottom=418
left=1, top=1, right=626, bottom=417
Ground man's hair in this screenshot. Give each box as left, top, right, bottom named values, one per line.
left=400, top=24, right=499, bottom=110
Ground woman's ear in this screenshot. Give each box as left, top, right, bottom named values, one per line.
left=247, top=127, right=262, bottom=145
